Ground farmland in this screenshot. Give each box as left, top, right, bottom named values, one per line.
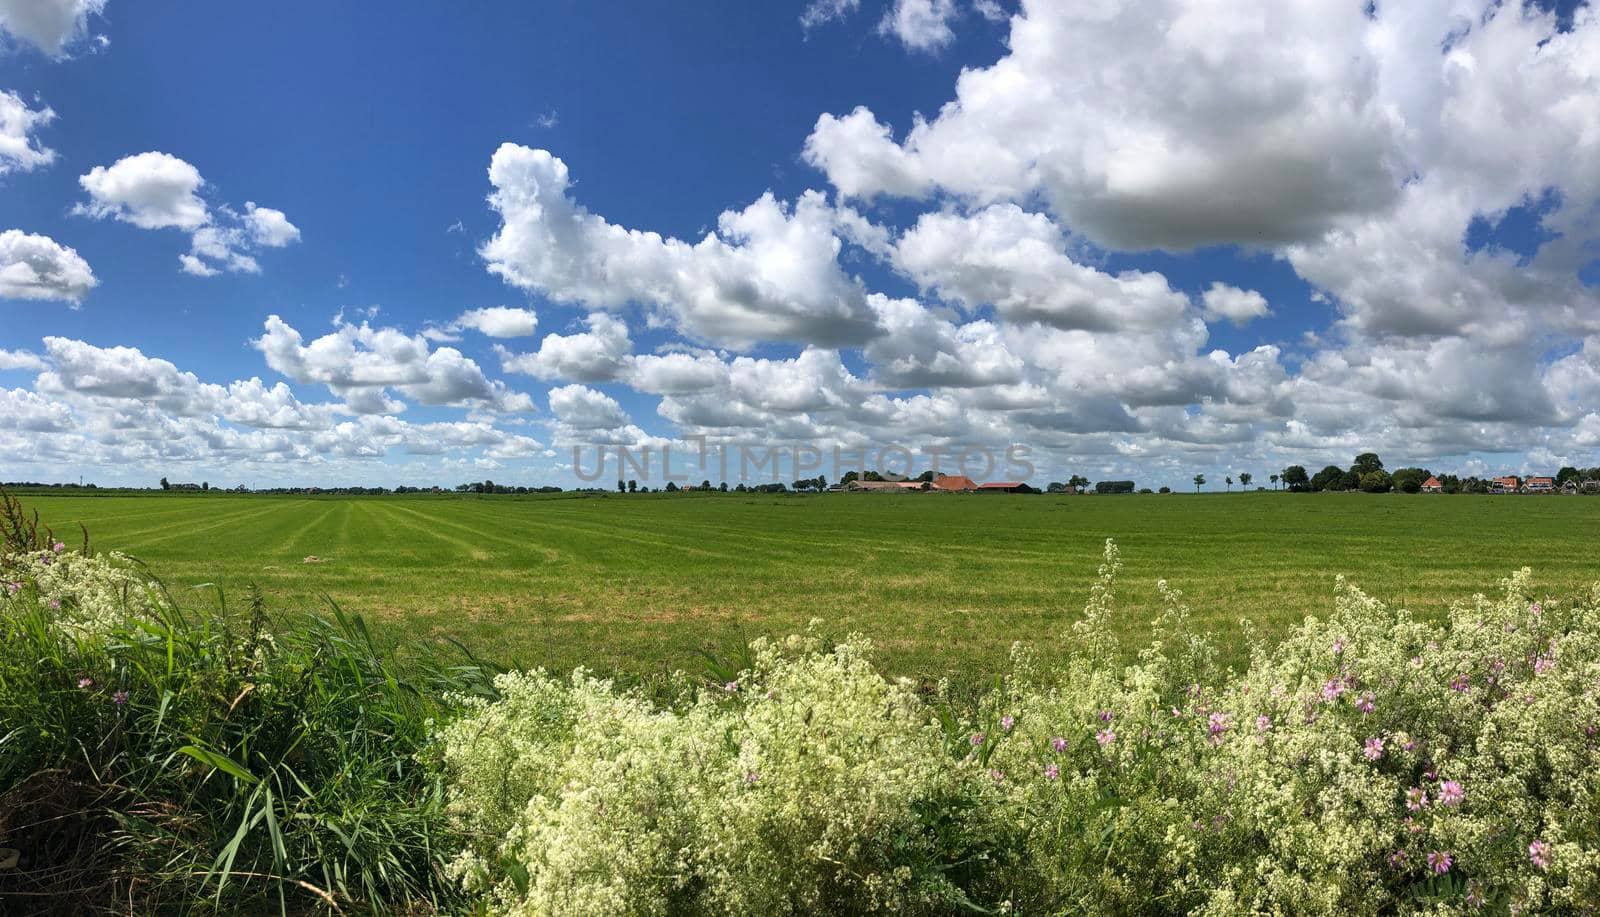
left=17, top=490, right=1600, bottom=682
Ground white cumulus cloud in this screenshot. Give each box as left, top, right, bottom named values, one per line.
left=480, top=144, right=881, bottom=348
left=0, top=0, right=106, bottom=57
left=0, top=90, right=56, bottom=174
left=0, top=229, right=96, bottom=304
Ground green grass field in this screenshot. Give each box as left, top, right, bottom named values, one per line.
left=15, top=490, right=1600, bottom=683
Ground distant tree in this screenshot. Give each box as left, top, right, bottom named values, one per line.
left=201, top=481, right=209, bottom=491
left=627, top=479, right=637, bottom=493
left=1557, top=466, right=1581, bottom=485
left=159, top=476, right=170, bottom=491
left=1047, top=482, right=1067, bottom=493
left=1390, top=467, right=1430, bottom=494
left=665, top=481, right=679, bottom=492
left=1239, top=472, right=1252, bottom=488
left=1309, top=465, right=1342, bottom=491
left=1359, top=470, right=1393, bottom=493
left=841, top=471, right=860, bottom=485
left=735, top=483, right=748, bottom=492
left=1340, top=469, right=1362, bottom=491
left=617, top=479, right=626, bottom=493
left=701, top=479, right=712, bottom=490
left=1269, top=473, right=1278, bottom=490
left=916, top=470, right=934, bottom=483
left=1282, top=465, right=1310, bottom=491
left=792, top=479, right=808, bottom=492
left=1138, top=488, right=1153, bottom=494
left=1352, top=452, right=1384, bottom=475
left=863, top=470, right=884, bottom=482
left=1193, top=474, right=1206, bottom=492
left=1158, top=486, right=1172, bottom=494
left=817, top=475, right=827, bottom=491
left=1225, top=475, right=1233, bottom=492
left=1069, top=474, right=1091, bottom=489
left=718, top=481, right=728, bottom=492
left=483, top=480, right=494, bottom=494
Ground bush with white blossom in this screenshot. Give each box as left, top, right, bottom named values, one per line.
left=445, top=541, right=1600, bottom=915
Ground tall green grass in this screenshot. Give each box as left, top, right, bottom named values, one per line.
left=0, top=489, right=495, bottom=914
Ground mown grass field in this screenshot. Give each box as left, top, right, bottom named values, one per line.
left=16, top=490, right=1600, bottom=682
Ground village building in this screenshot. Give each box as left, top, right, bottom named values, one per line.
left=1524, top=476, right=1556, bottom=493
left=976, top=482, right=1031, bottom=494
left=932, top=474, right=977, bottom=492
left=1421, top=476, right=1443, bottom=493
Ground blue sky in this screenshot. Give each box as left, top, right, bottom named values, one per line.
left=2, top=0, right=1599, bottom=489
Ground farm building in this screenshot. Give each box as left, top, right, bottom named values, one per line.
left=1524, top=476, right=1555, bottom=493
left=977, top=482, right=1032, bottom=494
left=848, top=480, right=922, bottom=492
left=1421, top=476, right=1443, bottom=493
left=932, top=474, right=977, bottom=492
left=1490, top=476, right=1520, bottom=494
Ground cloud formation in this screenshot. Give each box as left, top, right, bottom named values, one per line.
left=0, top=90, right=56, bottom=174
left=0, top=229, right=96, bottom=303
left=481, top=144, right=881, bottom=349
left=0, top=0, right=105, bottom=57
left=76, top=152, right=300, bottom=277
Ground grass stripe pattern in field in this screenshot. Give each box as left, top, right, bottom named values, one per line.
left=18, top=491, right=1600, bottom=682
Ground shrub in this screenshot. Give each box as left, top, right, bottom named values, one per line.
left=446, top=542, right=1600, bottom=915
left=440, top=630, right=1019, bottom=915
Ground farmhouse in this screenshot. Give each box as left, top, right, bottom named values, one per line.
left=1524, top=476, right=1555, bottom=493
left=1491, top=476, right=1520, bottom=494
left=1421, top=476, right=1443, bottom=493
left=977, top=482, right=1030, bottom=494
left=932, top=474, right=977, bottom=492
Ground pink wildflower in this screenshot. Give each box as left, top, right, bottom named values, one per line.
left=1207, top=711, right=1229, bottom=745
left=1096, top=709, right=1113, bottom=723
left=1043, top=763, right=1060, bottom=780
left=112, top=690, right=128, bottom=705
left=988, top=769, right=1005, bottom=783
left=1427, top=850, right=1452, bottom=875
left=1320, top=679, right=1346, bottom=702
left=1450, top=674, right=1470, bottom=692
left=1050, top=736, right=1068, bottom=753
left=1363, top=737, right=1384, bottom=761
left=1406, top=787, right=1428, bottom=811
left=1437, top=780, right=1464, bottom=807
left=970, top=732, right=985, bottom=746
left=76, top=677, right=93, bottom=689
left=1333, top=638, right=1346, bottom=655
left=1000, top=714, right=1015, bottom=731
left=1530, top=601, right=1543, bottom=616
left=52, top=542, right=64, bottom=553
left=1356, top=692, right=1375, bottom=714
left=723, top=680, right=739, bottom=693
left=1095, top=729, right=1116, bottom=747
left=1387, top=850, right=1408, bottom=870
left=1534, top=656, right=1554, bottom=675
left=1529, top=840, right=1552, bottom=870
left=1255, top=714, right=1272, bottom=731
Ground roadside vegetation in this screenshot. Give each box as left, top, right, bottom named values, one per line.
left=4, top=490, right=1599, bottom=913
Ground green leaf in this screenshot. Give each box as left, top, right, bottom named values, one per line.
left=177, top=743, right=259, bottom=784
